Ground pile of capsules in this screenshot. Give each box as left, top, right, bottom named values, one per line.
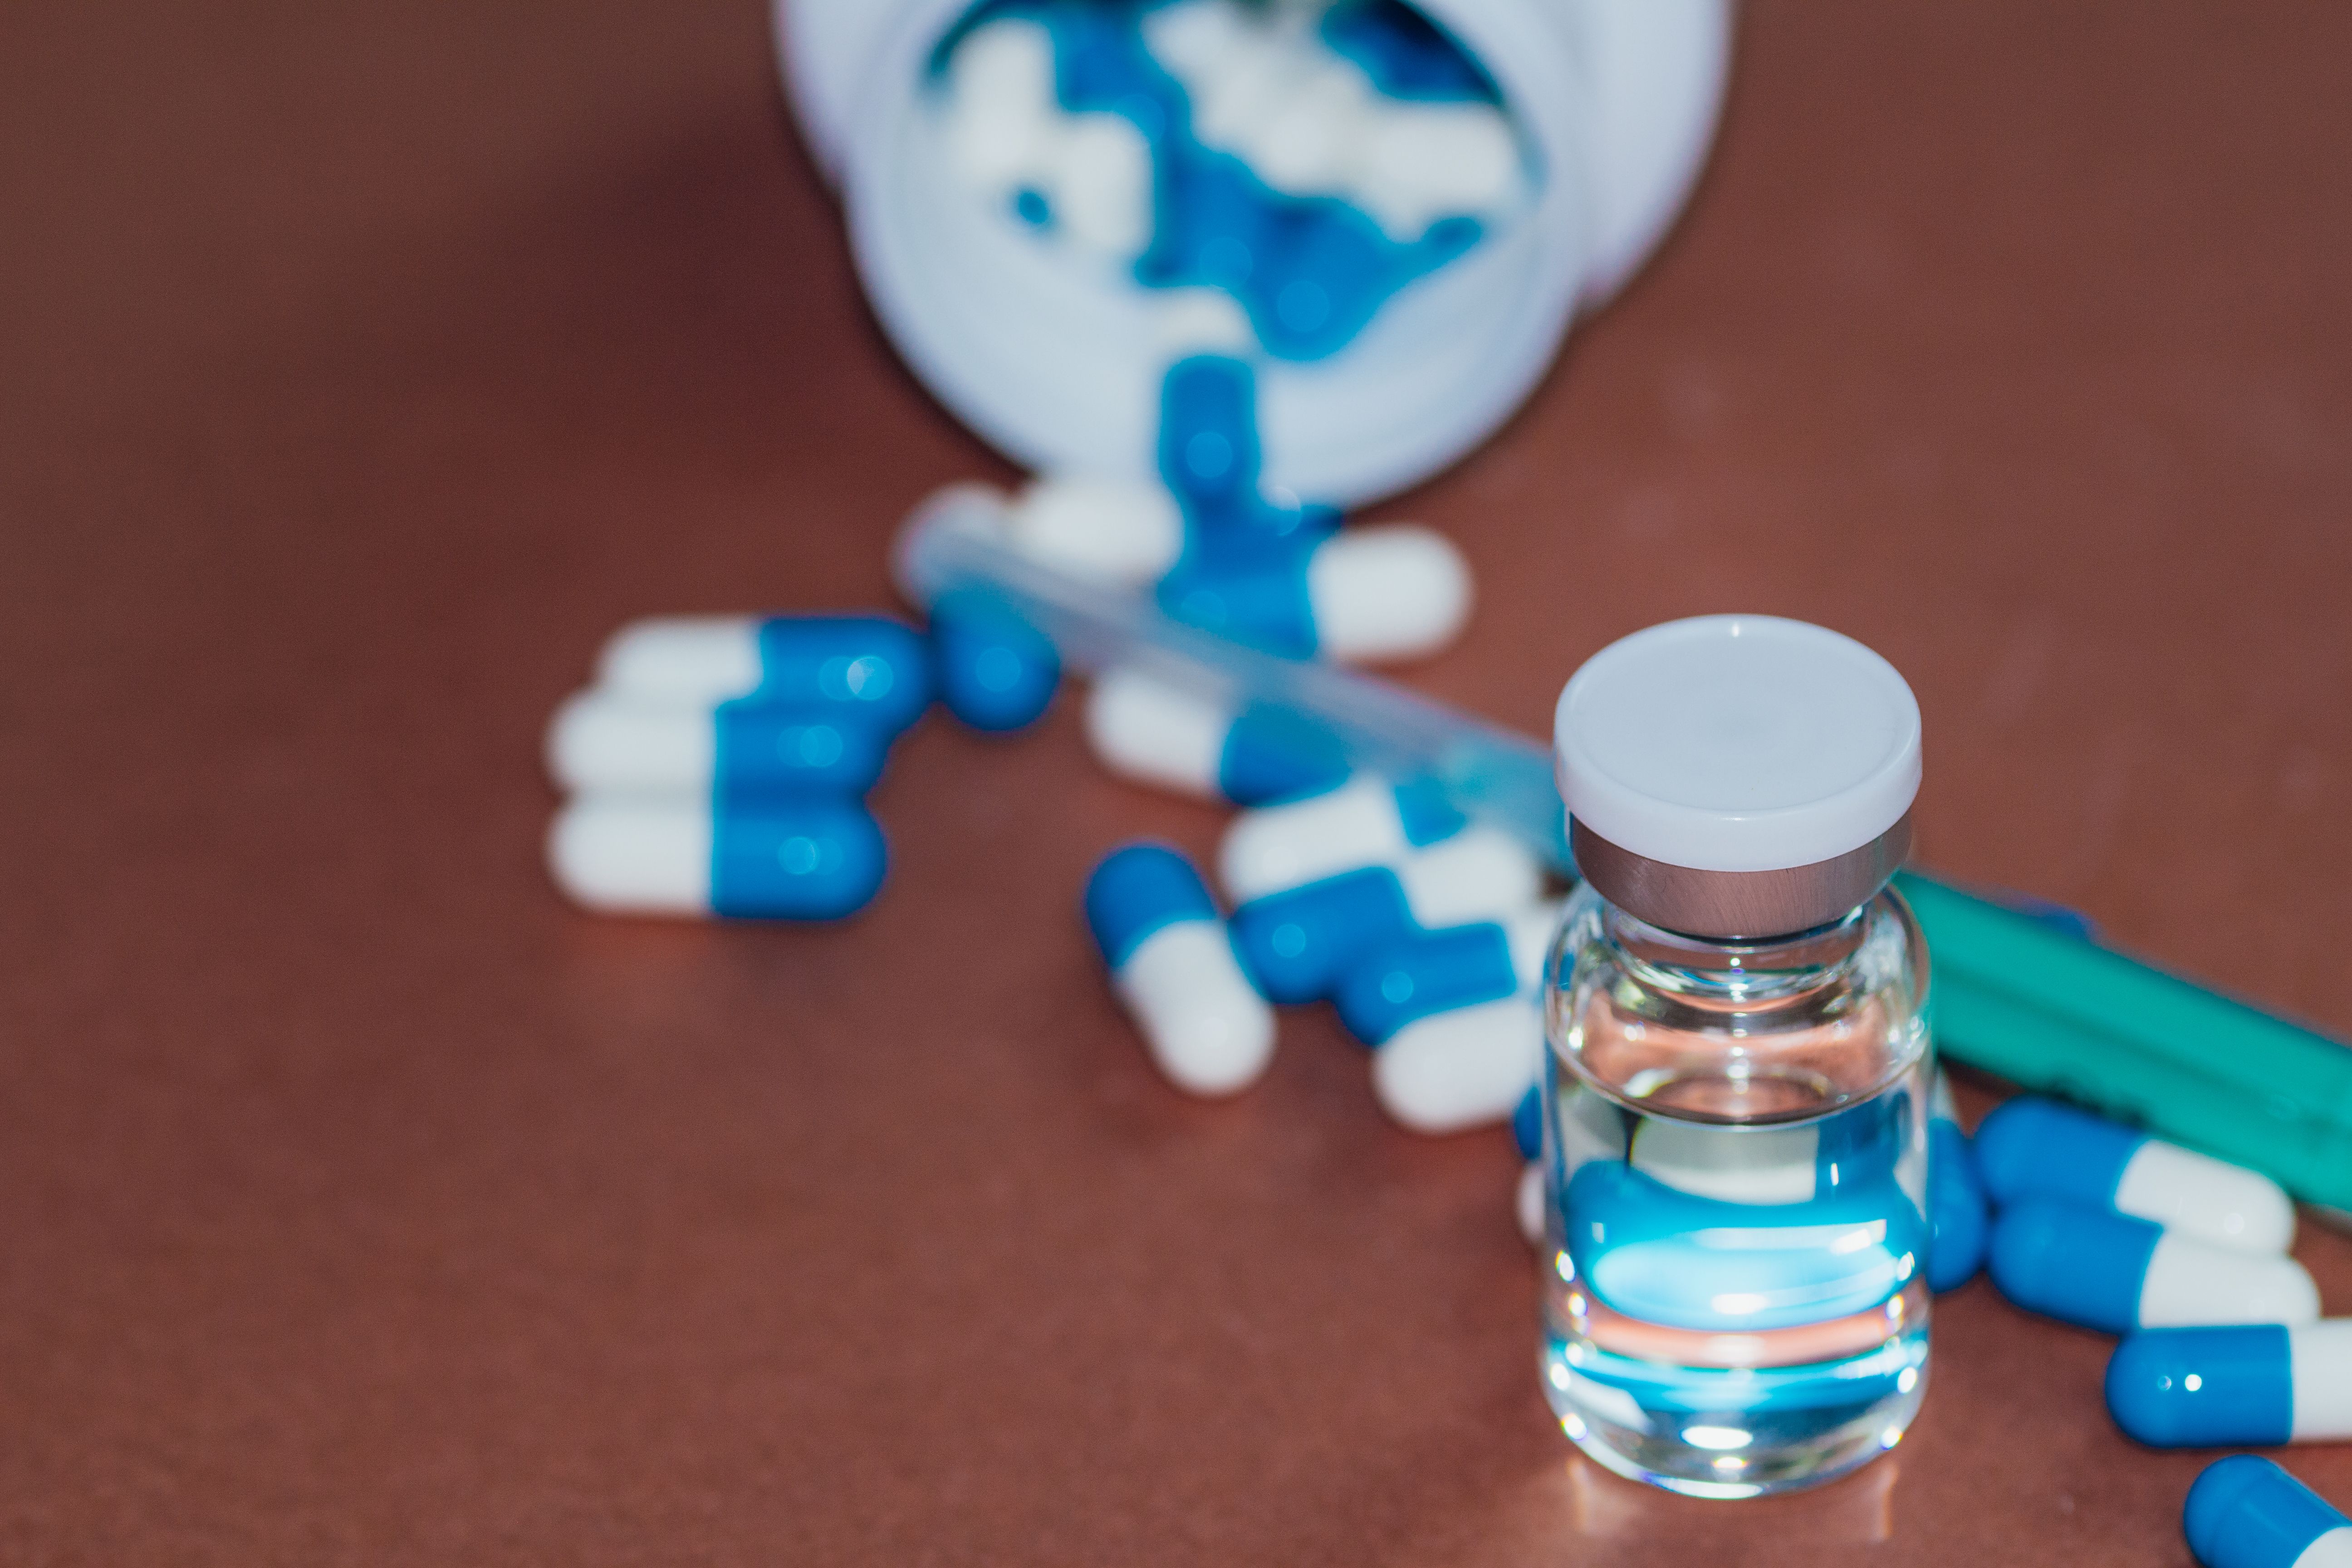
left=536, top=0, right=2352, bottom=1549
left=938, top=0, right=1527, bottom=358
left=1930, top=1093, right=2352, bottom=1566
left=542, top=606, right=1059, bottom=917
left=1084, top=776, right=1555, bottom=1117
left=1959, top=1096, right=2349, bottom=1449
left=544, top=0, right=1498, bottom=915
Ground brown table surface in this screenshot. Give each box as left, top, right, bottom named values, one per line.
left=7, top=1, right=2352, bottom=1561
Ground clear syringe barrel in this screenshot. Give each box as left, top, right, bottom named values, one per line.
left=893, top=486, right=1573, bottom=871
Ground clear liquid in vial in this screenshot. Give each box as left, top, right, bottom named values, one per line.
left=1538, top=887, right=1932, bottom=1497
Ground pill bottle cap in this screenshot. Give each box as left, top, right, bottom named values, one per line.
left=1553, top=616, right=1921, bottom=939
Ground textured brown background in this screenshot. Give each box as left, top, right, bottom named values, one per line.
left=5, top=1, right=2350, bottom=1562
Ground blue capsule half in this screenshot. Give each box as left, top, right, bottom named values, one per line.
left=931, top=589, right=1062, bottom=733
left=1987, top=1197, right=2162, bottom=1333
left=1512, top=1084, right=1543, bottom=1161
left=751, top=615, right=934, bottom=735
left=2109, top=1326, right=2296, bottom=1448
left=1974, top=1095, right=2150, bottom=1211
left=1215, top=705, right=1352, bottom=804
left=1230, top=867, right=1415, bottom=1004
left=1332, top=921, right=1519, bottom=1046
left=2184, top=1455, right=2349, bottom=1568
left=1927, top=1117, right=1990, bottom=1292
left=711, top=701, right=894, bottom=799
left=1084, top=843, right=1220, bottom=971
left=709, top=800, right=888, bottom=920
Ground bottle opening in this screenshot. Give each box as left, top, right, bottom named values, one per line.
left=841, top=0, right=1596, bottom=501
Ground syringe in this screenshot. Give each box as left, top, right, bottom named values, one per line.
left=896, top=485, right=1572, bottom=867
left=894, top=489, right=2352, bottom=1210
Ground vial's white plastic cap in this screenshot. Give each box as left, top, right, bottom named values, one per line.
left=1553, top=616, right=1921, bottom=874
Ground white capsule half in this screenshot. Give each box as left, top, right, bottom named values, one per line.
left=1393, top=834, right=1545, bottom=931
left=1372, top=995, right=1544, bottom=1135
left=1116, top=919, right=1278, bottom=1097
left=547, top=800, right=711, bottom=915
left=2138, top=1232, right=2322, bottom=1329
left=1050, top=113, right=1154, bottom=258
left=2113, top=1138, right=2298, bottom=1254
left=2303, top=1533, right=2352, bottom=1568
left=545, top=691, right=715, bottom=795
left=596, top=616, right=764, bottom=706
left=1083, top=668, right=1232, bottom=799
left=1176, top=26, right=1304, bottom=155
left=1931, top=1066, right=1959, bottom=1124
left=1503, top=901, right=1565, bottom=991
left=1308, top=525, right=1474, bottom=664
left=1139, top=0, right=1253, bottom=79
left=1000, top=483, right=1470, bottom=665
left=1246, top=67, right=1373, bottom=195
left=1221, top=777, right=1521, bottom=902
left=1221, top=778, right=1407, bottom=900
left=1152, top=288, right=1259, bottom=359
left=2293, top=1320, right=2352, bottom=1441
left=944, top=18, right=1061, bottom=196
left=1356, top=101, right=1523, bottom=240
left=1006, top=476, right=1185, bottom=586
left=1517, top=1161, right=1547, bottom=1247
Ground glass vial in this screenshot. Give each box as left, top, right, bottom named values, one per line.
left=1537, top=616, right=1931, bottom=1498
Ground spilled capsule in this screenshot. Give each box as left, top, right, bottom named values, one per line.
left=1085, top=843, right=1275, bottom=1097
left=1083, top=668, right=1349, bottom=805
left=1001, top=472, right=1471, bottom=664
left=1220, top=775, right=1512, bottom=903
left=1975, top=1095, right=2295, bottom=1254
left=593, top=614, right=933, bottom=733
left=2108, top=1321, right=2352, bottom=1448
left=548, top=797, right=887, bottom=921
left=1988, top=1197, right=2319, bottom=1334
left=1372, top=995, right=1545, bottom=1135
left=546, top=692, right=893, bottom=799
left=2184, top=1456, right=2351, bottom=1568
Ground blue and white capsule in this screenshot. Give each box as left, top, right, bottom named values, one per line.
left=1083, top=668, right=1349, bottom=805
left=2108, top=1321, right=2352, bottom=1448
left=999, top=469, right=1473, bottom=665
left=1975, top=1095, right=2296, bottom=1254
left=1085, top=843, right=1277, bottom=1098
left=547, top=797, right=887, bottom=921
left=1219, top=775, right=1528, bottom=904
left=1928, top=1070, right=1989, bottom=1292
left=1988, top=1197, right=2320, bottom=1334
left=1339, top=903, right=1555, bottom=1134
left=2184, top=1456, right=2352, bottom=1568
left=593, top=614, right=933, bottom=734
left=546, top=692, right=894, bottom=799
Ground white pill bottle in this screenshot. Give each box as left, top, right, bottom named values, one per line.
left=774, top=0, right=1732, bottom=505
